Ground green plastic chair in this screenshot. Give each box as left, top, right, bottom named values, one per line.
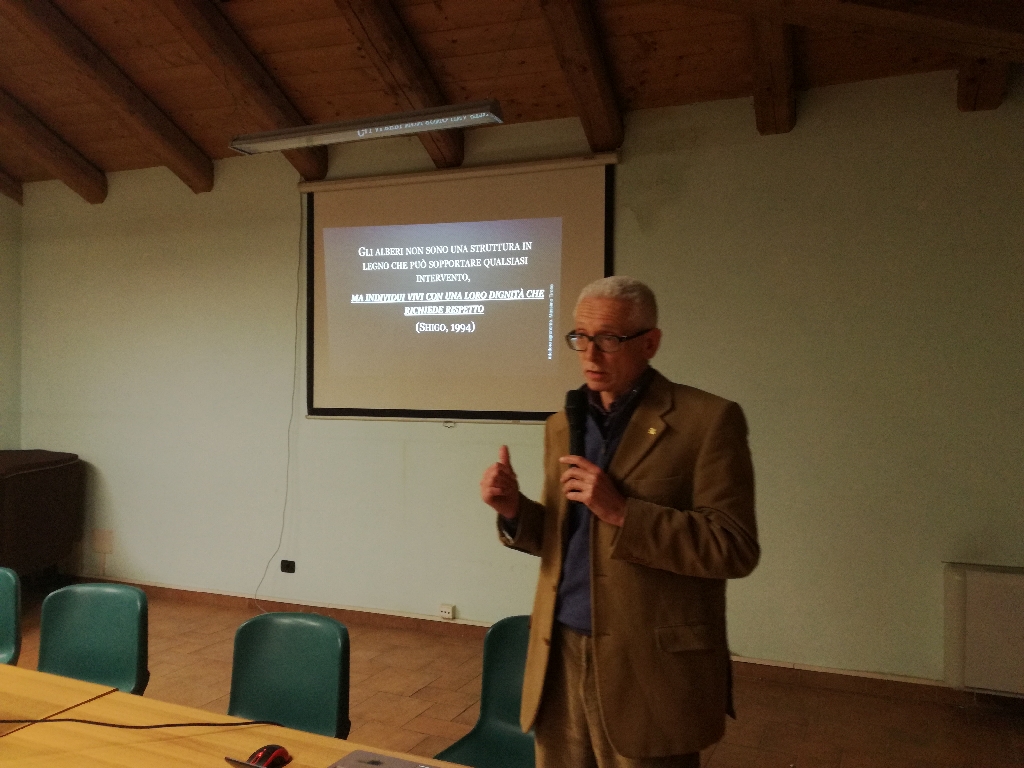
left=228, top=612, right=350, bottom=739
left=0, top=567, right=21, bottom=665
left=436, top=615, right=535, bottom=768
left=38, top=583, right=149, bottom=694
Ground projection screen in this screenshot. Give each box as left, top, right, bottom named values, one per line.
left=305, top=155, right=614, bottom=420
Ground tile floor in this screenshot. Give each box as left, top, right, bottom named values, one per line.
left=15, top=587, right=1024, bottom=766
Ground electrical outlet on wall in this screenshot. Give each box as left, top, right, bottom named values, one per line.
left=92, top=529, right=114, bottom=555
left=92, top=529, right=114, bottom=578
left=439, top=604, right=455, bottom=620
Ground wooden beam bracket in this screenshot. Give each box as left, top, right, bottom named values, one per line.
left=750, top=19, right=796, bottom=135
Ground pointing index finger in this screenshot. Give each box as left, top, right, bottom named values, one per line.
left=499, top=445, right=511, bottom=466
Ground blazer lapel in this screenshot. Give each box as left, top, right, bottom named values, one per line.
left=609, top=371, right=673, bottom=481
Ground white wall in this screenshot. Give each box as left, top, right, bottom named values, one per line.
left=18, top=70, right=1024, bottom=681
left=0, top=194, right=21, bottom=449
left=615, top=70, right=1024, bottom=680
left=19, top=151, right=550, bottom=625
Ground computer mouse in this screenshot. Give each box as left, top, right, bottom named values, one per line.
left=247, top=744, right=293, bottom=768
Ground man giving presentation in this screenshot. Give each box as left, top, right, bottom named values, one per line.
left=480, top=276, right=760, bottom=768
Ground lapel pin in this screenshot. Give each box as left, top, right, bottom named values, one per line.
left=648, top=427, right=657, bottom=435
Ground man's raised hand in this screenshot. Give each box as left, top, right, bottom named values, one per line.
left=481, top=445, right=520, bottom=519
left=559, top=454, right=627, bottom=527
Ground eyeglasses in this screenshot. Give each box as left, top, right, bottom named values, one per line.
left=565, top=328, right=653, bottom=353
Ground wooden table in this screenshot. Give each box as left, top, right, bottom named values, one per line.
left=0, top=679, right=454, bottom=768
left=0, top=665, right=115, bottom=738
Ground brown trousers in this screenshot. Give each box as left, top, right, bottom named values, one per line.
left=534, top=624, right=701, bottom=768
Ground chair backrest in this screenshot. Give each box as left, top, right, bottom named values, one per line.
left=0, top=567, right=20, bottom=665
left=228, top=612, right=350, bottom=739
left=38, top=583, right=149, bottom=694
left=478, top=615, right=531, bottom=728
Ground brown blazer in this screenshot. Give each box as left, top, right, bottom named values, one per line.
left=501, top=371, right=759, bottom=758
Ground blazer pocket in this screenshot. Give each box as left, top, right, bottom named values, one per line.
left=656, top=623, right=716, bottom=653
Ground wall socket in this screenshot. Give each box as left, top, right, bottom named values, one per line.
left=280, top=560, right=296, bottom=573
left=92, top=529, right=114, bottom=555
left=439, top=603, right=455, bottom=620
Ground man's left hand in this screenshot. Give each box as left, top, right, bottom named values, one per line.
left=558, top=456, right=626, bottom=527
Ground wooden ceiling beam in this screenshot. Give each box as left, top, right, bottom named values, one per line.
left=957, top=58, right=1011, bottom=111
left=335, top=0, right=463, bottom=168
left=750, top=19, right=796, bottom=135
left=0, top=0, right=213, bottom=193
left=0, top=89, right=107, bottom=204
left=151, top=0, right=327, bottom=181
left=538, top=0, right=623, bottom=152
left=674, top=0, right=1024, bottom=62
left=0, top=166, right=22, bottom=206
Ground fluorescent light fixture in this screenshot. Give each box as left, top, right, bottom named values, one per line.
left=230, top=100, right=503, bottom=155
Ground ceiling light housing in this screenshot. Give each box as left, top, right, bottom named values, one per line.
left=231, top=100, right=503, bottom=155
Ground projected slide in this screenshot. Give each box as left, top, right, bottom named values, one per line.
left=309, top=157, right=609, bottom=416
left=321, top=218, right=562, bottom=402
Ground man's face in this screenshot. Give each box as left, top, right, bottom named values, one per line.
left=573, top=297, right=661, bottom=404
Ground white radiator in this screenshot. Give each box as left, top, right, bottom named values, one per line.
left=945, top=562, right=1024, bottom=695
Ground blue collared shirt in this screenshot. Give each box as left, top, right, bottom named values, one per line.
left=554, top=367, right=655, bottom=635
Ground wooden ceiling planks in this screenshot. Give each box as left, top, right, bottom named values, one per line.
left=335, top=0, right=468, bottom=168
left=223, top=3, right=390, bottom=128
left=453, top=69, right=577, bottom=123
left=796, top=25, right=958, bottom=88
left=259, top=44, right=366, bottom=79
left=0, top=0, right=214, bottom=191
left=0, top=24, right=151, bottom=181
left=839, top=0, right=1024, bottom=44
left=232, top=14, right=356, bottom=55
left=601, top=1, right=741, bottom=35
left=661, top=0, right=1024, bottom=62
left=219, top=0, right=345, bottom=31
left=406, top=0, right=571, bottom=129
left=50, top=0, right=235, bottom=165
left=599, top=1, right=750, bottom=112
left=626, top=47, right=754, bottom=110
left=415, top=17, right=551, bottom=60
left=150, top=0, right=328, bottom=180
left=604, top=15, right=753, bottom=110
left=0, top=0, right=1012, bottom=197
left=54, top=0, right=257, bottom=164
left=432, top=45, right=562, bottom=85
left=538, top=0, right=624, bottom=151
left=397, top=0, right=542, bottom=34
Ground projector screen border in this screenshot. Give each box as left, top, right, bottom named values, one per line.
left=305, top=154, right=615, bottom=421
left=305, top=412, right=550, bottom=424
